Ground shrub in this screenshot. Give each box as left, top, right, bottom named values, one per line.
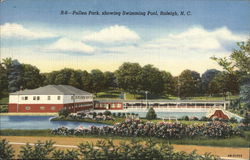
left=117, top=112, right=121, bottom=117
left=0, top=105, right=8, bottom=113
left=0, top=139, right=15, bottom=160
left=18, top=140, right=55, bottom=159
left=112, top=113, right=117, bottom=117
left=200, top=116, right=209, bottom=121
left=78, top=139, right=220, bottom=160
left=103, top=110, right=111, bottom=116
left=98, top=112, right=103, bottom=116
left=92, top=112, right=97, bottom=118
left=122, top=113, right=126, bottom=117
left=182, top=116, right=189, bottom=121
left=146, top=107, right=157, bottom=120
left=58, top=108, right=70, bottom=118
left=229, top=117, right=238, bottom=123
left=52, top=149, right=80, bottom=160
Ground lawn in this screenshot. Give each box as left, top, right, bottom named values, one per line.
left=95, top=90, right=239, bottom=101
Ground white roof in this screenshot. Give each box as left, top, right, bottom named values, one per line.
left=10, top=85, right=92, bottom=95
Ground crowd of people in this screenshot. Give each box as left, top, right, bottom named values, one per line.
left=52, top=119, right=241, bottom=139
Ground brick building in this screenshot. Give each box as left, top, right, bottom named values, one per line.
left=8, top=85, right=93, bottom=113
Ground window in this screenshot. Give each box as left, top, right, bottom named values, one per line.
left=117, top=104, right=122, bottom=108
left=40, top=106, right=45, bottom=110
left=37, top=96, right=40, bottom=100
left=25, top=106, right=31, bottom=110
left=25, top=96, right=28, bottom=100
left=51, top=106, right=56, bottom=110
left=57, top=96, right=61, bottom=100
left=48, top=96, right=51, bottom=100
left=33, top=96, right=36, bottom=100
left=22, top=97, right=25, bottom=100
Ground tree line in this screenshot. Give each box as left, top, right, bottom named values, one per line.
left=0, top=39, right=249, bottom=101
left=0, top=59, right=239, bottom=98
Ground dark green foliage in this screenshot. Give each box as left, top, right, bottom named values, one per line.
left=146, top=107, right=157, bottom=120
left=182, top=116, right=189, bottom=121
left=0, top=105, right=8, bottom=113
left=0, top=139, right=15, bottom=160
left=78, top=139, right=220, bottom=160
left=201, top=69, right=221, bottom=94
left=140, top=64, right=165, bottom=95
left=1, top=138, right=222, bottom=160
left=52, top=149, right=80, bottom=160
left=103, top=71, right=117, bottom=90
left=91, top=69, right=105, bottom=94
left=179, top=70, right=201, bottom=98
left=115, top=62, right=142, bottom=94
left=8, top=60, right=23, bottom=92
left=229, top=117, right=237, bottom=123
left=18, top=140, right=55, bottom=159
left=209, top=72, right=239, bottom=96
left=200, top=116, right=209, bottom=121
left=22, top=64, right=44, bottom=89
left=0, top=63, right=8, bottom=97
left=103, top=110, right=111, bottom=116
left=58, top=108, right=70, bottom=117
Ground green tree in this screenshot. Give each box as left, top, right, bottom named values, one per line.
left=8, top=60, right=23, bottom=92
left=22, top=64, right=43, bottom=89
left=146, top=107, right=157, bottom=120
left=201, top=69, right=221, bottom=95
left=0, top=63, right=8, bottom=97
left=58, top=108, right=70, bottom=117
left=209, top=72, right=239, bottom=96
left=80, top=70, right=92, bottom=92
left=18, top=140, right=55, bottom=159
left=68, top=70, right=82, bottom=89
left=161, top=71, right=175, bottom=95
left=140, top=64, right=165, bottom=95
left=212, top=39, right=250, bottom=107
left=0, top=139, right=15, bottom=160
left=178, top=70, right=201, bottom=98
left=116, top=62, right=142, bottom=95
left=103, top=71, right=116, bottom=90
left=91, top=69, right=105, bottom=94
left=52, top=149, right=80, bottom=160
left=54, top=68, right=74, bottom=85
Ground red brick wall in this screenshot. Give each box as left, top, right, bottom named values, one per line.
left=8, top=102, right=94, bottom=113
left=8, top=104, right=64, bottom=113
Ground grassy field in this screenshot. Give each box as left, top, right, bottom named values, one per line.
left=95, top=90, right=239, bottom=101
left=1, top=129, right=249, bottom=148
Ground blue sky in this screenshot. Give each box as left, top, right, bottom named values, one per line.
left=0, top=0, right=249, bottom=75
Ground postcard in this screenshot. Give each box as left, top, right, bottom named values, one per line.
left=0, top=0, right=249, bottom=159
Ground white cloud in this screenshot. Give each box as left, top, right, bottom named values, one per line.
left=46, top=38, right=95, bottom=54
left=0, top=23, right=56, bottom=40
left=83, top=25, right=140, bottom=43
left=143, top=26, right=247, bottom=51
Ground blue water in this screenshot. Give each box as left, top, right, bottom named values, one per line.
left=0, top=116, right=107, bottom=130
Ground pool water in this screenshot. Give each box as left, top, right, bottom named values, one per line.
left=0, top=116, right=106, bottom=130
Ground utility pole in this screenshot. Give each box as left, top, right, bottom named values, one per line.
left=145, top=91, right=148, bottom=108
